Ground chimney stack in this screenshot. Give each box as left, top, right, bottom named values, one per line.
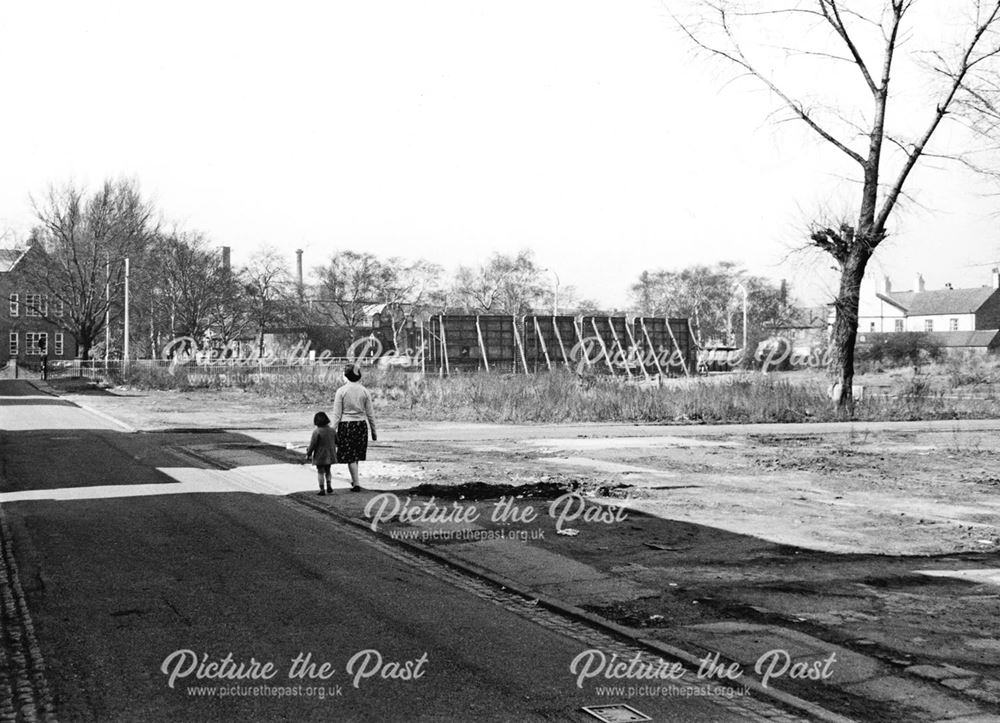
left=914, top=273, right=925, bottom=293
left=221, top=246, right=231, bottom=274
left=993, top=267, right=1000, bottom=289
left=883, top=275, right=892, bottom=294
left=296, top=249, right=304, bottom=288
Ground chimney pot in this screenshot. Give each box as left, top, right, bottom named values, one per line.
left=993, top=267, right=1000, bottom=290
left=915, top=273, right=925, bottom=293
left=883, top=275, right=892, bottom=294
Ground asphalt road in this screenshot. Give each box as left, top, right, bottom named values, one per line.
left=0, top=380, right=764, bottom=722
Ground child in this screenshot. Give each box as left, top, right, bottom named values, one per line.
left=332, top=363, right=377, bottom=491
left=305, top=411, right=337, bottom=495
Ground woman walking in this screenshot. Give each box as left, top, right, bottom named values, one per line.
left=332, top=363, right=377, bottom=491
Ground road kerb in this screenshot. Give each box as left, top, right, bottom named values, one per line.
left=291, top=493, right=856, bottom=723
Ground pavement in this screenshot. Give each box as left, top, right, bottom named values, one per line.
left=7, top=378, right=1000, bottom=722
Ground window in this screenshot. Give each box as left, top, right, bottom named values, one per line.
left=949, top=318, right=959, bottom=331
left=8, top=293, right=17, bottom=317
left=53, top=299, right=64, bottom=317
left=924, top=319, right=934, bottom=332
left=870, top=322, right=876, bottom=332
left=894, top=319, right=904, bottom=332
left=55, top=333, right=64, bottom=356
left=25, top=332, right=47, bottom=356
left=8, top=332, right=17, bottom=356
left=25, top=293, right=41, bottom=317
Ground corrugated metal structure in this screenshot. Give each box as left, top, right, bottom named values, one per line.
left=375, top=314, right=697, bottom=376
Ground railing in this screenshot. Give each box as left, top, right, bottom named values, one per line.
left=68, top=357, right=382, bottom=385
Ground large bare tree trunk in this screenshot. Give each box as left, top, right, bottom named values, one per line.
left=828, top=248, right=871, bottom=410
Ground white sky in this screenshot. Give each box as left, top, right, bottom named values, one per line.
left=1, top=1, right=999, bottom=308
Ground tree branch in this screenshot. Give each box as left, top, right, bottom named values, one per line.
left=876, top=1, right=1000, bottom=230
left=673, top=4, right=866, bottom=166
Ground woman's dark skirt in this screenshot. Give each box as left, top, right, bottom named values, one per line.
left=336, top=421, right=368, bottom=463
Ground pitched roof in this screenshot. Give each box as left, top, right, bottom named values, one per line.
left=765, top=305, right=829, bottom=329
left=881, top=287, right=997, bottom=315
left=0, top=247, right=28, bottom=272
left=877, top=291, right=913, bottom=310
left=929, top=330, right=1000, bottom=348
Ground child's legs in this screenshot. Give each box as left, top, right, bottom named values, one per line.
left=348, top=462, right=360, bottom=487
left=316, top=464, right=331, bottom=488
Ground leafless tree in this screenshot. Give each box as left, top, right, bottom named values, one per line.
left=378, top=258, right=443, bottom=350
left=25, top=179, right=157, bottom=359
left=244, top=247, right=293, bottom=357
left=630, top=261, right=790, bottom=346
left=157, top=231, right=229, bottom=341
left=676, top=1, right=1000, bottom=407
left=314, top=251, right=393, bottom=343
left=452, top=250, right=546, bottom=315
left=206, top=274, right=254, bottom=349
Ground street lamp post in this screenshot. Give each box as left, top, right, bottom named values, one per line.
left=123, top=257, right=131, bottom=369
left=542, top=268, right=560, bottom=316
left=105, top=254, right=110, bottom=365
left=734, top=283, right=748, bottom=351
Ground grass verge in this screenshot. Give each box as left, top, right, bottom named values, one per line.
left=87, top=364, right=1000, bottom=424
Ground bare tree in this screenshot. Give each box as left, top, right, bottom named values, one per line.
left=378, top=258, right=443, bottom=350
left=157, top=231, right=228, bottom=341
left=206, top=263, right=254, bottom=349
left=630, top=261, right=788, bottom=346
left=25, top=179, right=157, bottom=359
left=452, top=250, right=546, bottom=314
left=314, top=251, right=392, bottom=342
left=243, top=247, right=293, bottom=357
left=676, top=1, right=1000, bottom=407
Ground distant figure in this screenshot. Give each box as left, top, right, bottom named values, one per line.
left=332, top=363, right=377, bottom=492
left=305, top=411, right=337, bottom=495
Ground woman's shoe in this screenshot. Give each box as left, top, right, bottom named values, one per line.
left=326, top=486, right=333, bottom=493
left=318, top=490, right=326, bottom=496
left=351, top=485, right=362, bottom=492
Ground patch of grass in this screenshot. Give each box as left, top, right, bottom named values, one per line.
left=93, top=362, right=1000, bottom=424
left=944, top=355, right=1000, bottom=388
left=356, top=370, right=995, bottom=423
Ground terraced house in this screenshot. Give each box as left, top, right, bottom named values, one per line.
left=858, top=269, right=1000, bottom=354
left=0, top=245, right=77, bottom=366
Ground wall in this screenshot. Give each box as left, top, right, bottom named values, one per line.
left=904, top=313, right=976, bottom=333
left=974, top=290, right=1000, bottom=329
left=857, top=299, right=905, bottom=333
left=1, top=264, right=77, bottom=364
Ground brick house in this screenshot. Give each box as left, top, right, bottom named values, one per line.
left=0, top=245, right=78, bottom=365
